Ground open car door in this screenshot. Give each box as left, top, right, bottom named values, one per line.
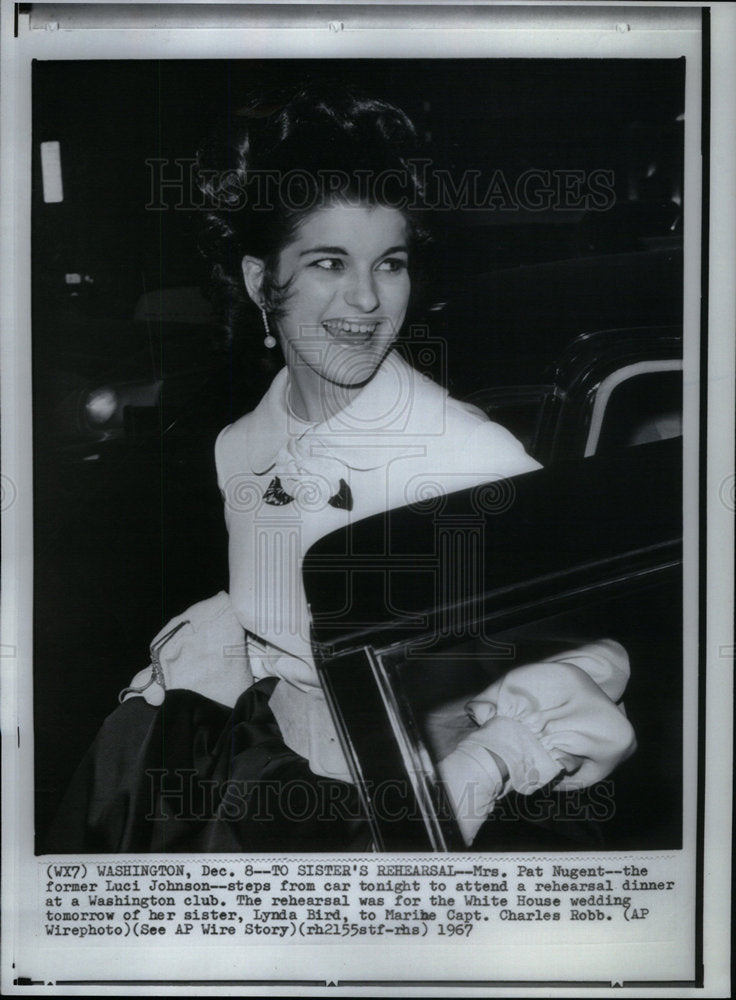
left=304, top=438, right=682, bottom=852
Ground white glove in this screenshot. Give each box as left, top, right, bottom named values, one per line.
left=120, top=591, right=253, bottom=708
left=438, top=641, right=637, bottom=845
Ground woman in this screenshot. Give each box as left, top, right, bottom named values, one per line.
left=48, top=88, right=635, bottom=852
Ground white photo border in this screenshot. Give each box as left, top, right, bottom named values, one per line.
left=1, top=2, right=732, bottom=996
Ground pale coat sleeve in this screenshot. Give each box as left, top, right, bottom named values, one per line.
left=462, top=416, right=543, bottom=479
left=214, top=419, right=248, bottom=531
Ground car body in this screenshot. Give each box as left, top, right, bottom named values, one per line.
left=466, top=324, right=682, bottom=463
left=34, top=288, right=233, bottom=463
left=304, top=436, right=682, bottom=852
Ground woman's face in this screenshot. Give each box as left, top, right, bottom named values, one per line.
left=272, top=202, right=411, bottom=389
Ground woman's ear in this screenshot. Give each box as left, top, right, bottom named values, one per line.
left=241, top=256, right=266, bottom=306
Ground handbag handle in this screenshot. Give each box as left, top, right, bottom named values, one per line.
left=117, top=619, right=190, bottom=703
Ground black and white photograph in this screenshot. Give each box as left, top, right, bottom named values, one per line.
left=33, top=54, right=686, bottom=856
left=2, top=2, right=733, bottom=994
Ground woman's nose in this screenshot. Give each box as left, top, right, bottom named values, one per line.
left=344, top=269, right=379, bottom=313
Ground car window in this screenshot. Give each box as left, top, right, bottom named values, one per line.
left=462, top=385, right=554, bottom=455
left=584, top=361, right=683, bottom=457
left=371, top=565, right=681, bottom=852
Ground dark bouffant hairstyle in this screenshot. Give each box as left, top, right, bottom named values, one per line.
left=196, top=85, right=429, bottom=346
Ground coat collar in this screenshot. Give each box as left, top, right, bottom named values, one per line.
left=246, top=350, right=449, bottom=477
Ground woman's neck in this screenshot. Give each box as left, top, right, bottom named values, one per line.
left=286, top=369, right=362, bottom=425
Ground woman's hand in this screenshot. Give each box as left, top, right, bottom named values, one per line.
left=437, top=641, right=636, bottom=845
left=437, top=743, right=510, bottom=846
left=120, top=592, right=253, bottom=708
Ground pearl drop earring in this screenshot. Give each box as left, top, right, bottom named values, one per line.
left=261, top=307, right=276, bottom=349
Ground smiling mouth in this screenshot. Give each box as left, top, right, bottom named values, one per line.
left=322, top=319, right=380, bottom=340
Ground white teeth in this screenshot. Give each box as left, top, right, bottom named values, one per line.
left=324, top=320, right=378, bottom=336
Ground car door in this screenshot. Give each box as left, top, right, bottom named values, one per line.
left=305, top=437, right=682, bottom=852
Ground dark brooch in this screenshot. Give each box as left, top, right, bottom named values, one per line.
left=264, top=476, right=353, bottom=511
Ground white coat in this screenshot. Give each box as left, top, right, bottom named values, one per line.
left=215, top=350, right=540, bottom=779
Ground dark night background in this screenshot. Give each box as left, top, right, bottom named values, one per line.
left=32, top=58, right=685, bottom=847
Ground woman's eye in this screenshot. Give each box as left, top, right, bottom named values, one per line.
left=312, top=258, right=345, bottom=271
left=377, top=257, right=408, bottom=273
